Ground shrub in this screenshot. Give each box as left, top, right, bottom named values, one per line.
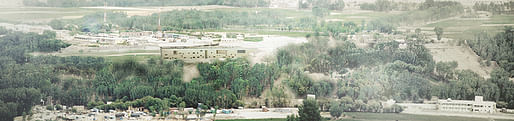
left=46, top=105, right=54, bottom=111
left=55, top=104, right=63, bottom=110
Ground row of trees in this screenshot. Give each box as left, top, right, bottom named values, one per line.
left=23, top=0, right=270, bottom=7
left=467, top=27, right=514, bottom=78
left=299, top=0, right=345, bottom=11
left=367, top=1, right=463, bottom=33
left=360, top=0, right=418, bottom=12
left=52, top=9, right=291, bottom=32
left=473, top=1, right=514, bottom=14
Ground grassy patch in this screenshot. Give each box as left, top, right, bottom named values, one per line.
left=326, top=11, right=405, bottom=25
left=424, top=15, right=513, bottom=40
left=343, top=112, right=510, bottom=121
left=244, top=37, right=264, bottom=42
left=105, top=55, right=160, bottom=63
left=216, top=8, right=312, bottom=18
left=0, top=7, right=105, bottom=23
left=484, top=15, right=514, bottom=24
left=205, top=29, right=310, bottom=37
left=216, top=118, right=286, bottom=121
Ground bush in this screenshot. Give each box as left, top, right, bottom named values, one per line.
left=329, top=101, right=343, bottom=119
left=46, top=105, right=54, bottom=111
left=55, top=104, right=63, bottom=110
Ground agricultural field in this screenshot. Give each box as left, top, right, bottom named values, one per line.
left=425, top=15, right=514, bottom=40
left=340, top=112, right=514, bottom=121
left=0, top=7, right=102, bottom=23
left=217, top=119, right=287, bottom=121
left=217, top=112, right=514, bottom=121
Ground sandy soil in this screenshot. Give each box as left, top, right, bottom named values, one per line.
left=221, top=35, right=307, bottom=64
left=425, top=42, right=496, bottom=79
left=182, top=64, right=200, bottom=82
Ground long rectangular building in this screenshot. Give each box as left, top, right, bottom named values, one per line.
left=438, top=96, right=496, bottom=113
left=160, top=45, right=248, bottom=60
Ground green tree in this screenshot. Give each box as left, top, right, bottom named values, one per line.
left=298, top=99, right=321, bottom=121
left=435, top=61, right=458, bottom=81
left=312, top=6, right=329, bottom=18
left=434, top=26, right=444, bottom=40
left=329, top=101, right=343, bottom=119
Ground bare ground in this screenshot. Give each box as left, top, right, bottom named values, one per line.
left=425, top=42, right=496, bottom=78
left=182, top=63, right=200, bottom=82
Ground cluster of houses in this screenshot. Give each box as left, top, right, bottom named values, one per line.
left=73, top=31, right=248, bottom=46
left=72, top=31, right=252, bottom=61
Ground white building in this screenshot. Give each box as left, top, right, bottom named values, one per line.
left=438, top=96, right=496, bottom=113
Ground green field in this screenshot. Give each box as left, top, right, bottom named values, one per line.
left=0, top=7, right=106, bottom=23
left=341, top=112, right=513, bottom=121
left=244, top=37, right=264, bottom=42
left=425, top=15, right=514, bottom=40
left=217, top=118, right=286, bottom=121
left=104, top=55, right=160, bottom=63
left=205, top=29, right=310, bottom=37
left=217, top=112, right=514, bottom=121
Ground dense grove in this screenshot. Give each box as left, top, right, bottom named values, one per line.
left=0, top=28, right=70, bottom=119
left=51, top=10, right=291, bottom=32
left=22, top=0, right=270, bottom=7
left=276, top=34, right=514, bottom=110
left=468, top=27, right=514, bottom=78
left=473, top=1, right=514, bottom=14
left=359, top=0, right=418, bottom=12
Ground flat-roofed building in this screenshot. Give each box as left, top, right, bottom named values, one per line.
left=120, top=31, right=153, bottom=38
left=438, top=96, right=496, bottom=113
left=160, top=45, right=248, bottom=60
